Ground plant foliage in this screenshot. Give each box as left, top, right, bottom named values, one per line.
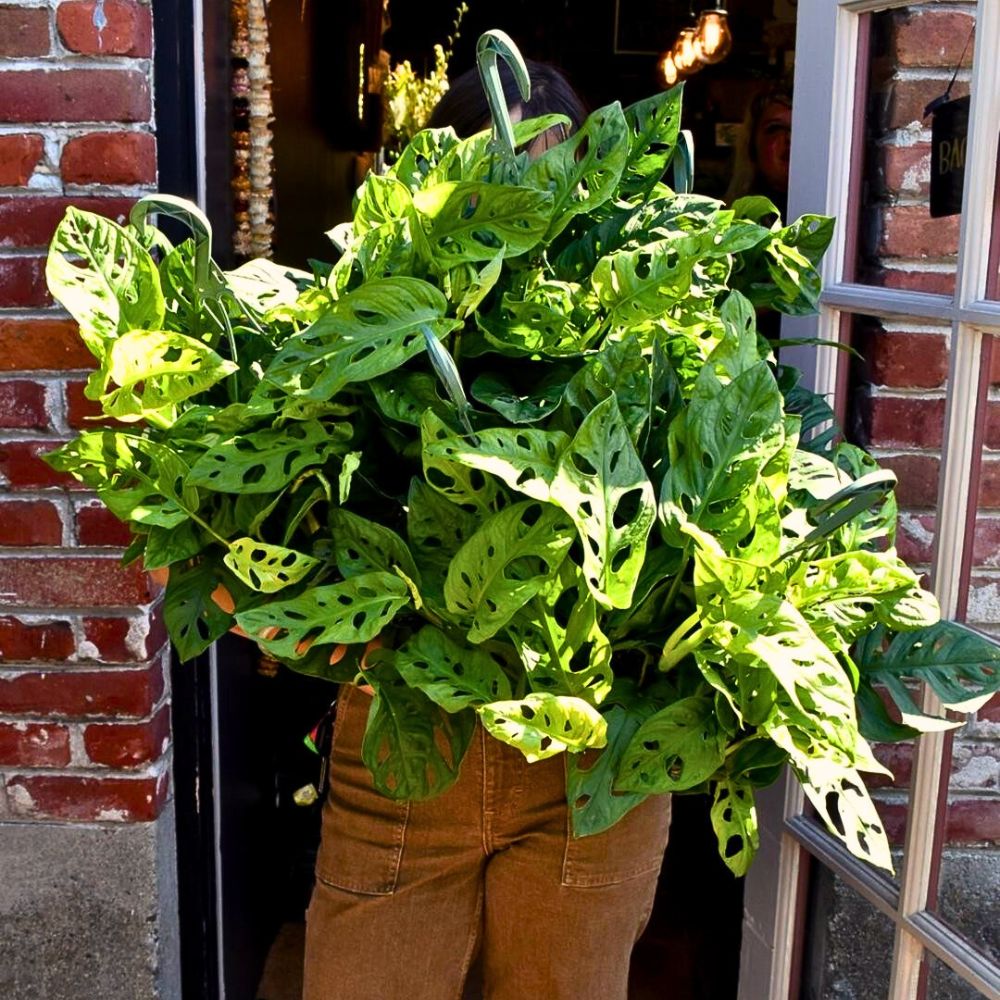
left=45, top=76, right=999, bottom=877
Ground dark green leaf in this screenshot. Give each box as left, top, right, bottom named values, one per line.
left=616, top=694, right=726, bottom=794
left=362, top=659, right=476, bottom=800
left=388, top=625, right=512, bottom=711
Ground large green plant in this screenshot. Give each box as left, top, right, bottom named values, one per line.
left=45, top=51, right=998, bottom=875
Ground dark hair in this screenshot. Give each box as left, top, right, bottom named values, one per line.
left=426, top=58, right=587, bottom=138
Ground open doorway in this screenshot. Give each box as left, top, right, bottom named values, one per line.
left=173, top=2, right=803, bottom=997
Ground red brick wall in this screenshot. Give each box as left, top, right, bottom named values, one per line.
left=850, top=2, right=998, bottom=852
left=0, top=0, right=170, bottom=825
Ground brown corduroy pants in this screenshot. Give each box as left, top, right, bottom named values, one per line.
left=303, top=684, right=671, bottom=1000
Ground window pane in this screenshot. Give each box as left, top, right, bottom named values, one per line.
left=925, top=950, right=990, bottom=1000
left=929, top=335, right=1000, bottom=972
left=841, top=309, right=953, bottom=870
left=799, top=866, right=895, bottom=999
left=848, top=3, right=976, bottom=297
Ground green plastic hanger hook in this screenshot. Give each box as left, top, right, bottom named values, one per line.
left=129, top=194, right=214, bottom=291
left=476, top=30, right=530, bottom=166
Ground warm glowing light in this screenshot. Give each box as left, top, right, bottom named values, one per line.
left=672, top=27, right=700, bottom=73
left=694, top=9, right=732, bottom=65
left=659, top=52, right=679, bottom=87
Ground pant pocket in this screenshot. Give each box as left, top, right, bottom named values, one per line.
left=561, top=783, right=671, bottom=888
left=315, top=685, right=410, bottom=896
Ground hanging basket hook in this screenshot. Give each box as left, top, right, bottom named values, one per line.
left=476, top=30, right=530, bottom=163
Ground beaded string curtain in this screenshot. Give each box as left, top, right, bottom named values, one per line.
left=231, top=0, right=275, bottom=259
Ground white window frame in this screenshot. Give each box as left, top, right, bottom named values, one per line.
left=738, top=2, right=1000, bottom=998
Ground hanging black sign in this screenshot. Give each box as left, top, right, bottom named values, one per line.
left=929, top=95, right=969, bottom=219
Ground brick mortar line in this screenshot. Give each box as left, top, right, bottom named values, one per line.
left=0, top=372, right=95, bottom=381
left=0, top=604, right=163, bottom=618
left=0, top=662, right=170, bottom=677
left=863, top=387, right=948, bottom=400
left=877, top=129, right=933, bottom=147
left=0, top=247, right=57, bottom=258
left=0, top=547, right=141, bottom=558
left=0, top=756, right=171, bottom=783
left=64, top=184, right=157, bottom=197
left=0, top=607, right=156, bottom=622
left=0, top=57, right=153, bottom=72
left=0, top=185, right=154, bottom=196
left=0, top=307, right=70, bottom=319
left=1, top=490, right=102, bottom=503
left=893, top=66, right=973, bottom=84
left=873, top=446, right=1000, bottom=458
left=0, top=694, right=171, bottom=730
left=0, top=124, right=154, bottom=137
left=0, top=371, right=88, bottom=383
left=873, top=261, right=961, bottom=272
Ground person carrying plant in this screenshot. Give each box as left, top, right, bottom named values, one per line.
left=302, top=53, right=672, bottom=1000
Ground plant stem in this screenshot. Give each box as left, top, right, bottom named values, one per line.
left=659, top=609, right=706, bottom=672
left=661, top=540, right=691, bottom=619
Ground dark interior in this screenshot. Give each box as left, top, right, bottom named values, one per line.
left=266, top=0, right=797, bottom=265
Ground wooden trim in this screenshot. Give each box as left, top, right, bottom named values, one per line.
left=839, top=10, right=871, bottom=285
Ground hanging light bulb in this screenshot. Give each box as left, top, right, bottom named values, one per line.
left=659, top=51, right=679, bottom=87
left=694, top=8, right=733, bottom=65
left=672, top=26, right=700, bottom=74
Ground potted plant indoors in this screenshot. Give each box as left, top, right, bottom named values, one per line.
left=45, top=32, right=999, bottom=876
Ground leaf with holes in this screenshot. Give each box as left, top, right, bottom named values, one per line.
left=97, top=329, right=238, bottom=423
left=369, top=372, right=451, bottom=427
left=223, top=538, right=320, bottom=593
left=235, top=571, right=410, bottom=655
left=362, top=658, right=476, bottom=800
left=425, top=426, right=570, bottom=503
left=659, top=361, right=785, bottom=549
left=478, top=692, right=607, bottom=762
left=854, top=621, right=1000, bottom=726
left=561, top=336, right=654, bottom=447
left=163, top=557, right=236, bottom=661
left=411, top=181, right=553, bottom=265
left=620, top=86, right=683, bottom=198
left=390, top=126, right=460, bottom=191
left=187, top=420, right=345, bottom=494
left=615, top=695, right=727, bottom=794
left=387, top=625, right=512, bottom=712
left=46, top=432, right=202, bottom=532
left=406, top=478, right=478, bottom=607
left=255, top=277, right=459, bottom=404
left=711, top=592, right=861, bottom=758
left=550, top=396, right=656, bottom=609
left=710, top=776, right=759, bottom=876
left=353, top=173, right=414, bottom=238
left=444, top=500, right=574, bottom=643
left=524, top=101, right=629, bottom=240
left=590, top=234, right=710, bottom=330
left=46, top=207, right=164, bottom=357
left=421, top=411, right=500, bottom=515
left=790, top=550, right=934, bottom=650
left=796, top=761, right=893, bottom=872
left=477, top=277, right=594, bottom=357
left=567, top=697, right=657, bottom=837
left=330, top=507, right=420, bottom=584
left=470, top=367, right=571, bottom=424
left=504, top=560, right=613, bottom=704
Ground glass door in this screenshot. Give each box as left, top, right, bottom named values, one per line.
left=739, top=1, right=1000, bottom=998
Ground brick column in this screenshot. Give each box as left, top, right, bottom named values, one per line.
left=0, top=4, right=180, bottom=998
